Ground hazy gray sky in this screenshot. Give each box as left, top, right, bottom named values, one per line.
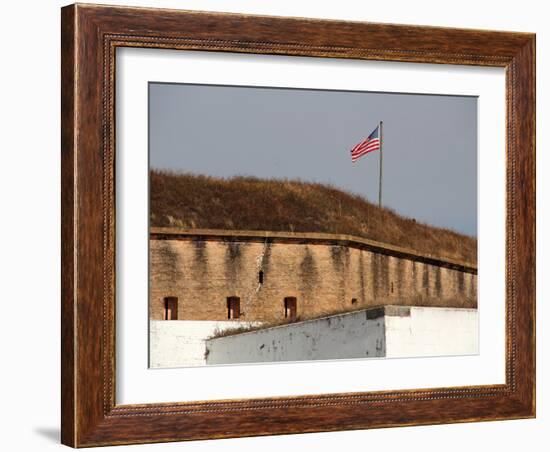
left=149, top=83, right=477, bottom=237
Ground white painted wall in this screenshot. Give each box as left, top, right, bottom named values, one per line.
left=205, top=307, right=478, bottom=365
left=149, top=320, right=261, bottom=368
left=385, top=307, right=478, bottom=358
left=206, top=310, right=387, bottom=365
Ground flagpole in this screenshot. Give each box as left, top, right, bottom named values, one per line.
left=378, top=121, right=383, bottom=208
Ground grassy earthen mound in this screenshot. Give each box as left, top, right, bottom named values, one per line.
left=150, top=170, right=477, bottom=264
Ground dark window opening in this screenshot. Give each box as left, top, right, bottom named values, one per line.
left=284, top=297, right=297, bottom=320
left=163, top=297, right=178, bottom=320
left=259, top=270, right=264, bottom=284
left=227, top=296, right=241, bottom=319
left=351, top=298, right=358, bottom=306
left=390, top=282, right=394, bottom=294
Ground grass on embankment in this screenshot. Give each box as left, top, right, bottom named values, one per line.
left=150, top=170, right=477, bottom=264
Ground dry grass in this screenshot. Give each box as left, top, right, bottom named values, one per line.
left=209, top=318, right=299, bottom=340
left=150, top=170, right=477, bottom=264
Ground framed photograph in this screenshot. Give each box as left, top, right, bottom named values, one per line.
left=61, top=3, right=535, bottom=447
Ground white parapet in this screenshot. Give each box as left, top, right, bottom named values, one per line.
left=149, top=320, right=261, bottom=368
left=204, top=306, right=478, bottom=365
left=384, top=306, right=479, bottom=358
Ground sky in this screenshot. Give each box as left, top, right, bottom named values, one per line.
left=149, top=83, right=477, bottom=237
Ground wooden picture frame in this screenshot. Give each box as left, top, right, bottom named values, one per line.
left=61, top=3, right=535, bottom=447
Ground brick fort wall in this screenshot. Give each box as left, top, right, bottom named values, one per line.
left=149, top=228, right=477, bottom=322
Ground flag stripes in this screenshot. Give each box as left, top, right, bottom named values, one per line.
left=350, top=125, right=380, bottom=162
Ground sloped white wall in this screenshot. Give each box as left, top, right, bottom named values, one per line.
left=151, top=308, right=478, bottom=367
left=204, top=307, right=478, bottom=365
left=205, top=310, right=387, bottom=365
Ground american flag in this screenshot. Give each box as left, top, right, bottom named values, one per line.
left=350, top=125, right=380, bottom=163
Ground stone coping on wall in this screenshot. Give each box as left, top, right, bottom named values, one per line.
left=150, top=227, right=477, bottom=274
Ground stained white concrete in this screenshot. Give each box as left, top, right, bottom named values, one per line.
left=150, top=307, right=478, bottom=368
left=204, top=307, right=478, bottom=365
left=205, top=310, right=386, bottom=365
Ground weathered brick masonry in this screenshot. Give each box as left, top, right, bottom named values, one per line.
left=149, top=228, right=477, bottom=322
